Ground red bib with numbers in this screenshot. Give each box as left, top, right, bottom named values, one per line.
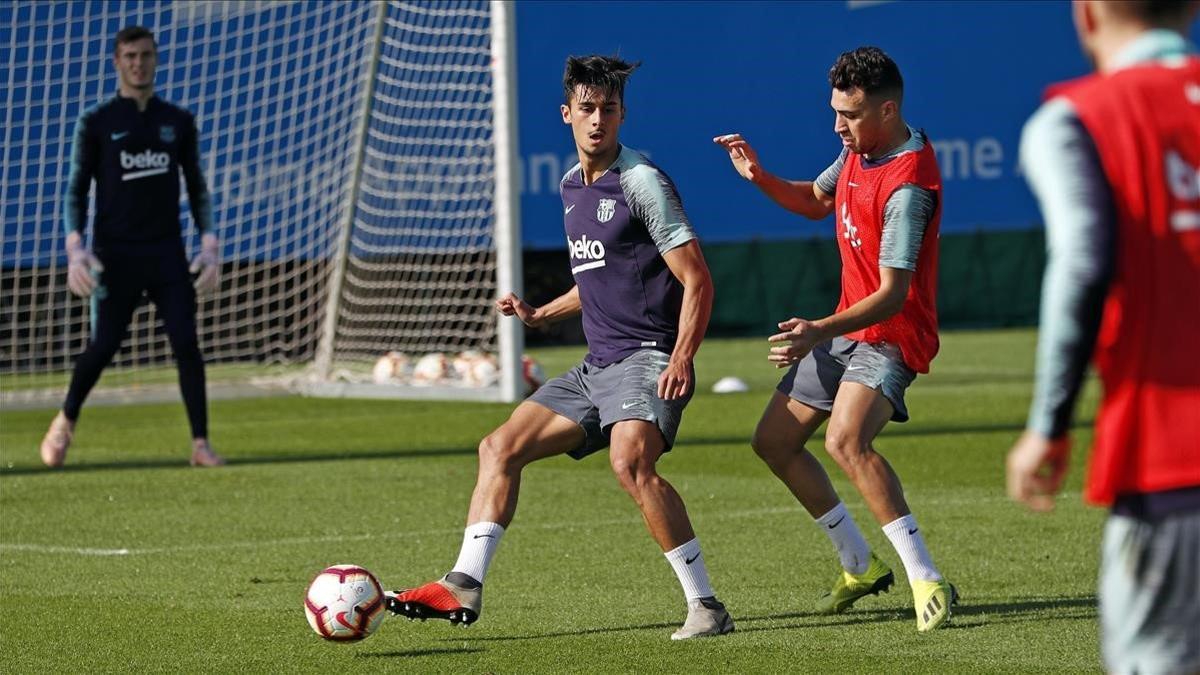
left=1050, top=57, right=1200, bottom=505
left=834, top=141, right=942, bottom=374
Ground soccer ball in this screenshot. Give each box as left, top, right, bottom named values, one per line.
left=522, top=354, right=545, bottom=395
left=304, top=564, right=386, bottom=641
left=411, top=352, right=450, bottom=385
left=371, top=351, right=409, bottom=384
left=452, top=350, right=500, bottom=387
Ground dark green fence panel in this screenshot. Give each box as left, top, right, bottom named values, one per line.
left=522, top=228, right=1047, bottom=346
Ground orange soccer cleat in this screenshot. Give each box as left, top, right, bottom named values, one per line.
left=385, top=575, right=482, bottom=626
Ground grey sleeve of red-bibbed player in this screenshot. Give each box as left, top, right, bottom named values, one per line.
left=813, top=148, right=848, bottom=197
left=179, top=111, right=214, bottom=234
left=1020, top=97, right=1116, bottom=439
left=63, top=109, right=99, bottom=235
left=879, top=185, right=937, bottom=271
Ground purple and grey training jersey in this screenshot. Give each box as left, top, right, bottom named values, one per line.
left=560, top=145, right=696, bottom=367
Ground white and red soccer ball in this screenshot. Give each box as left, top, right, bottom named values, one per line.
left=452, top=350, right=500, bottom=387
left=411, top=352, right=451, bottom=385
left=304, top=564, right=386, bottom=641
left=369, top=350, right=544, bottom=393
left=521, top=354, right=544, bottom=395
left=371, top=351, right=410, bottom=384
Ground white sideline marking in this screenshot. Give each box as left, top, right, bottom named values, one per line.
left=0, top=544, right=132, bottom=556
left=0, top=496, right=1072, bottom=557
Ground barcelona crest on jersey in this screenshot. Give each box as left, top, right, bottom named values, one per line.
left=596, top=198, right=616, bottom=223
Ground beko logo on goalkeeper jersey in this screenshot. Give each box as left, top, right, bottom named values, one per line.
left=568, top=234, right=606, bottom=274
left=120, top=149, right=170, bottom=181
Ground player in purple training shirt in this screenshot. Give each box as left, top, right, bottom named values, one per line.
left=386, top=55, right=732, bottom=640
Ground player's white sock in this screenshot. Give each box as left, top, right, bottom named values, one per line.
left=815, top=502, right=871, bottom=574
left=450, top=521, right=505, bottom=584
left=882, top=514, right=942, bottom=583
left=664, top=538, right=716, bottom=600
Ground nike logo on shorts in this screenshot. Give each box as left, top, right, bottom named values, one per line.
left=564, top=204, right=575, bottom=215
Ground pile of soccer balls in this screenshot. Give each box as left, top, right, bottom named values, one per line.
left=372, top=351, right=544, bottom=394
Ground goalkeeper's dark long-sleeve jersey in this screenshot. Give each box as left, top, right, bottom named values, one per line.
left=64, top=94, right=212, bottom=247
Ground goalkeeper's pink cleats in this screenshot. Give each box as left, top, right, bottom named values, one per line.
left=190, top=439, right=226, bottom=467
left=39, top=412, right=74, bottom=468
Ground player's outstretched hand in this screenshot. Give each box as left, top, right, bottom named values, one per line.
left=713, top=133, right=763, bottom=183
left=657, top=358, right=693, bottom=401
left=1006, top=431, right=1071, bottom=512
left=767, top=317, right=824, bottom=368
left=65, top=231, right=103, bottom=298
left=190, top=233, right=220, bottom=296
left=495, top=292, right=539, bottom=327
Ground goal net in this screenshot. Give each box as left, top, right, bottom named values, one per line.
left=0, top=0, right=524, bottom=408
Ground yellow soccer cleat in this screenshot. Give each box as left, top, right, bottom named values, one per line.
left=815, top=553, right=896, bottom=614
left=912, top=579, right=959, bottom=632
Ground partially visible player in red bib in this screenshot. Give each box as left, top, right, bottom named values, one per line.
left=714, top=46, right=956, bottom=632
left=1007, top=2, right=1200, bottom=672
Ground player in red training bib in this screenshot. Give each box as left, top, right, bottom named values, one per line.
left=1007, top=2, right=1200, bottom=672
left=714, top=46, right=955, bottom=632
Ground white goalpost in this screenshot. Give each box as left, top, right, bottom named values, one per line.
left=0, top=0, right=525, bottom=408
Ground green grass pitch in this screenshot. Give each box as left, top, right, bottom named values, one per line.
left=0, top=329, right=1104, bottom=673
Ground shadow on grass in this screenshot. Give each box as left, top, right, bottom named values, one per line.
left=0, top=446, right=478, bottom=476
left=675, top=418, right=1095, bottom=449
left=953, top=595, right=1096, bottom=622
left=0, top=418, right=1093, bottom=476
left=358, top=647, right=485, bottom=659
left=445, top=595, right=1096, bottom=641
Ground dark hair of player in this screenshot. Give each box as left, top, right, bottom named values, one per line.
left=114, top=25, right=156, bottom=54
left=1106, top=0, right=1199, bottom=23
left=828, top=46, right=903, bottom=104
left=562, top=55, right=641, bottom=105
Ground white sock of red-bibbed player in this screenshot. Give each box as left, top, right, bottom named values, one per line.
left=883, top=514, right=942, bottom=583
left=816, top=501, right=872, bottom=574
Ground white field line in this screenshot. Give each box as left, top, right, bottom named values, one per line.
left=0, top=493, right=1078, bottom=557
left=0, top=544, right=136, bottom=556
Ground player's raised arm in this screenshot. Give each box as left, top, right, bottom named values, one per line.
left=713, top=133, right=835, bottom=220
left=495, top=285, right=581, bottom=328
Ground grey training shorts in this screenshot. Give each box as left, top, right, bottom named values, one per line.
left=1100, top=509, right=1200, bottom=675
left=528, top=349, right=692, bottom=459
left=776, top=336, right=917, bottom=422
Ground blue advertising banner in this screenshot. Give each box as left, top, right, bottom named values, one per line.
left=4, top=1, right=1198, bottom=265
left=514, top=0, right=1199, bottom=247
